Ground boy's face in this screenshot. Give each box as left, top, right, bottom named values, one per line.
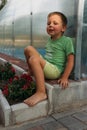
left=46, top=14, right=66, bottom=40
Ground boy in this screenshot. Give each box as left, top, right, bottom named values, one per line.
left=24, top=12, right=74, bottom=106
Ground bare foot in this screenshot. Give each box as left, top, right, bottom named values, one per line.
left=24, top=92, right=47, bottom=106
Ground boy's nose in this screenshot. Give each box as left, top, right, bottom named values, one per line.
left=49, top=22, right=53, bottom=27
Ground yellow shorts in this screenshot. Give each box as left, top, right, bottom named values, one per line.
left=43, top=61, right=61, bottom=79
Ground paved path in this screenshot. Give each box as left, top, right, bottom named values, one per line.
left=1, top=105, right=87, bottom=130
left=0, top=53, right=87, bottom=130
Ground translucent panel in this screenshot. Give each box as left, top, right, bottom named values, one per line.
left=0, top=2, right=14, bottom=21
left=0, top=0, right=31, bottom=59
left=0, top=0, right=77, bottom=60
left=4, top=22, right=13, bottom=39
left=81, top=26, right=87, bottom=76
left=14, top=15, right=31, bottom=47
left=14, top=0, right=31, bottom=19
left=13, top=0, right=31, bottom=47
left=0, top=23, right=3, bottom=39
left=83, top=0, right=87, bottom=23
left=32, top=0, right=77, bottom=47
left=0, top=23, right=4, bottom=52
left=82, top=0, right=87, bottom=75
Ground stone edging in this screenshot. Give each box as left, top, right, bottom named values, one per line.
left=0, top=58, right=87, bottom=127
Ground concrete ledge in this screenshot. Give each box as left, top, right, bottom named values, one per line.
left=0, top=90, right=11, bottom=126
left=11, top=101, right=48, bottom=125
left=51, top=81, right=87, bottom=113
left=0, top=82, right=53, bottom=126
left=0, top=85, right=52, bottom=126
left=0, top=58, right=52, bottom=126
left=1, top=57, right=87, bottom=127
left=45, top=83, right=54, bottom=115
left=2, top=77, right=87, bottom=127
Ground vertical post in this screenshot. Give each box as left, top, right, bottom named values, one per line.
left=12, top=21, right=15, bottom=56
left=30, top=11, right=33, bottom=45
left=11, top=4, right=15, bottom=56
left=74, top=0, right=85, bottom=80
left=30, top=0, right=33, bottom=45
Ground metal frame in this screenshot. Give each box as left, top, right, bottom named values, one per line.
left=74, top=0, right=85, bottom=80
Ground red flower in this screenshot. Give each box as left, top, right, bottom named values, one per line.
left=22, top=84, right=28, bottom=90
left=2, top=69, right=5, bottom=72
left=0, top=62, right=36, bottom=105
left=11, top=66, right=15, bottom=73
left=21, top=74, right=33, bottom=82
left=3, top=89, right=9, bottom=96
left=4, top=85, right=8, bottom=89
left=9, top=78, right=13, bottom=83
left=13, top=76, right=19, bottom=80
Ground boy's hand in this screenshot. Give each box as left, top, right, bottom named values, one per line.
left=57, top=78, right=69, bottom=89
left=57, top=54, right=74, bottom=89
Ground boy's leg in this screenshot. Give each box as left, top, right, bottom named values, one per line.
left=24, top=45, right=40, bottom=61
left=24, top=46, right=41, bottom=75
left=24, top=46, right=47, bottom=106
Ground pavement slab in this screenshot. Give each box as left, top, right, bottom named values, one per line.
left=72, top=111, right=87, bottom=123
left=58, top=115, right=87, bottom=130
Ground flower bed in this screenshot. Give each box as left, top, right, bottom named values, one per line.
left=0, top=59, right=49, bottom=127
left=0, top=62, right=36, bottom=105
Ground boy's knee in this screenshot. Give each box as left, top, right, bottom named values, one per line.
left=24, top=46, right=33, bottom=55
left=24, top=46, right=30, bottom=52
left=29, top=56, right=38, bottom=65
left=24, top=46, right=29, bottom=54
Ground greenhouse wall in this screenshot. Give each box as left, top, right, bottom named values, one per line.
left=0, top=0, right=86, bottom=79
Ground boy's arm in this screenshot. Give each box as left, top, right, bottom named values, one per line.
left=58, top=54, right=74, bottom=89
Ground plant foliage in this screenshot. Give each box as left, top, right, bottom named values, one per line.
left=0, top=62, right=36, bottom=105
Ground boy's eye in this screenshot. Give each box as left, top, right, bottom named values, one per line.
left=47, top=22, right=59, bottom=26
left=53, top=22, right=58, bottom=25
left=47, top=22, right=50, bottom=25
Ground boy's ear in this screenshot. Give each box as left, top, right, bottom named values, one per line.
left=62, top=25, right=67, bottom=32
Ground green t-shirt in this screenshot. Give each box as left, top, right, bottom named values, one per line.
left=44, top=36, right=74, bottom=73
